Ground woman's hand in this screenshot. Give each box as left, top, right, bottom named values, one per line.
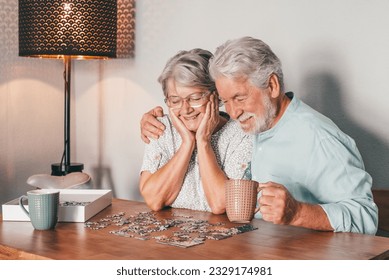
left=196, top=94, right=220, bottom=143
left=169, top=108, right=196, bottom=145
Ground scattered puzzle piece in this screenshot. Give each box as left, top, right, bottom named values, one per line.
left=85, top=211, right=257, bottom=248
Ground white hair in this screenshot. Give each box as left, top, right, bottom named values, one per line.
left=209, top=36, right=284, bottom=92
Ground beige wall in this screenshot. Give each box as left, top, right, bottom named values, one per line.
left=1, top=0, right=389, bottom=207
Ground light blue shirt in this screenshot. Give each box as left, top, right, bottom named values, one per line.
left=252, top=92, right=378, bottom=235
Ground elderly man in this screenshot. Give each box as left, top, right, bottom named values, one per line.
left=140, top=37, right=378, bottom=235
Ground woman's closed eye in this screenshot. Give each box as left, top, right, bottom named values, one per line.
left=189, top=96, right=202, bottom=102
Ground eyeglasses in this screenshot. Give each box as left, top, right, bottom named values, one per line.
left=164, top=92, right=211, bottom=109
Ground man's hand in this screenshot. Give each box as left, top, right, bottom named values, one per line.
left=140, top=106, right=166, bottom=143
left=257, top=181, right=302, bottom=225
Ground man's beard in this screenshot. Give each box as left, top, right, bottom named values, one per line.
left=238, top=94, right=277, bottom=134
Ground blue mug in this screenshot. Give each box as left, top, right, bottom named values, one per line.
left=19, top=189, right=60, bottom=230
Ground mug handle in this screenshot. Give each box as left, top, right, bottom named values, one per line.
left=254, top=205, right=260, bottom=214
left=254, top=186, right=263, bottom=213
left=19, top=195, right=30, bottom=216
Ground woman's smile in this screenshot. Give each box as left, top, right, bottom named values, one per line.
left=182, top=114, right=200, bottom=121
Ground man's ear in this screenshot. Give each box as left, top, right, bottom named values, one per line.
left=268, top=74, right=281, bottom=99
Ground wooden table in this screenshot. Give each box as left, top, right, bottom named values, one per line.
left=1, top=199, right=388, bottom=260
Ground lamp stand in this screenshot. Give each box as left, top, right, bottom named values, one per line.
left=51, top=56, right=84, bottom=176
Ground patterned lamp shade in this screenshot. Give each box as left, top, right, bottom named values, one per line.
left=19, top=0, right=118, bottom=59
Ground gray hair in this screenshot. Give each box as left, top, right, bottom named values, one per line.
left=209, top=36, right=284, bottom=92
left=158, top=48, right=216, bottom=97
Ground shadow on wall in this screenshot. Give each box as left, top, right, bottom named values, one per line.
left=91, top=166, right=116, bottom=196
left=87, top=61, right=142, bottom=201
left=301, top=71, right=389, bottom=189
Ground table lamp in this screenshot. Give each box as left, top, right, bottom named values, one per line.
left=19, top=1, right=117, bottom=186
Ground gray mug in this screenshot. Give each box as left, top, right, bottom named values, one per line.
left=19, top=189, right=60, bottom=230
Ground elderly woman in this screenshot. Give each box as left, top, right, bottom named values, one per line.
left=139, top=49, right=252, bottom=214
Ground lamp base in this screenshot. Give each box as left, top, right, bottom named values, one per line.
left=51, top=163, right=84, bottom=176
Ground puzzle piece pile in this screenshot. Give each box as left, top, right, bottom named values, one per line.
left=85, top=211, right=257, bottom=248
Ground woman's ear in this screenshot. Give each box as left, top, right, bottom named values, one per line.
left=268, top=74, right=281, bottom=98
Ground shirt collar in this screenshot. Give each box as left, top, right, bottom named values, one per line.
left=254, top=91, right=298, bottom=140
